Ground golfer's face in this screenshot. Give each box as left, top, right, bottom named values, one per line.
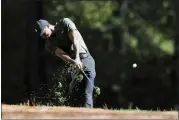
left=42, top=26, right=51, bottom=40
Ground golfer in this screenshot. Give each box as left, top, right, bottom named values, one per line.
left=36, top=18, right=96, bottom=108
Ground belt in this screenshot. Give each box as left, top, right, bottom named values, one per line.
left=79, top=53, right=88, bottom=59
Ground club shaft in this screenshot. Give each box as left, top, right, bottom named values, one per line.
left=81, top=70, right=96, bottom=89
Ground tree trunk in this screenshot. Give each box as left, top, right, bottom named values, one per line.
left=24, top=0, right=44, bottom=105
left=173, top=0, right=179, bottom=109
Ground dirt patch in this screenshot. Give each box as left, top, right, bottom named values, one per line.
left=2, top=104, right=178, bottom=119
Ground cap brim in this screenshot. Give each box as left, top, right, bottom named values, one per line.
left=36, top=21, right=44, bottom=36
left=40, top=31, right=43, bottom=36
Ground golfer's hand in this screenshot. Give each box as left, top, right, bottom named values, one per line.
left=74, top=58, right=83, bottom=70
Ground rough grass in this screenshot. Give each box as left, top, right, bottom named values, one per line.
left=2, top=104, right=178, bottom=119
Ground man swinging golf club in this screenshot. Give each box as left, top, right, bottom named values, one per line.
left=36, top=18, right=96, bottom=108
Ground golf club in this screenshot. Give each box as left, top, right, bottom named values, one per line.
left=68, top=68, right=100, bottom=95
left=80, top=69, right=100, bottom=95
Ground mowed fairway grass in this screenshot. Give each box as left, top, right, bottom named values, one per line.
left=2, top=104, right=178, bottom=119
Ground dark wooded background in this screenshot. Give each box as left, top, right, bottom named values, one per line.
left=2, top=0, right=179, bottom=110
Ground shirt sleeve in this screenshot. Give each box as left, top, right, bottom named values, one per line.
left=63, top=18, right=77, bottom=33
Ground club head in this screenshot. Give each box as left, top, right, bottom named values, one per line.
left=95, top=87, right=100, bottom=95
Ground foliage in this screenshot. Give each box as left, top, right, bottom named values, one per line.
left=42, top=0, right=176, bottom=110
left=1, top=0, right=177, bottom=110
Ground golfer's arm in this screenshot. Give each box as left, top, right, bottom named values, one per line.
left=55, top=47, right=75, bottom=63
left=68, top=31, right=80, bottom=59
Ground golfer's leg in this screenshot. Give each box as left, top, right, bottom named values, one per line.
left=81, top=54, right=96, bottom=108
left=84, top=70, right=96, bottom=108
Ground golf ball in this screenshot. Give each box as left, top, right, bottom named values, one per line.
left=132, top=63, right=137, bottom=68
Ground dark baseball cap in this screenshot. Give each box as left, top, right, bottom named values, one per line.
left=36, top=19, right=49, bottom=36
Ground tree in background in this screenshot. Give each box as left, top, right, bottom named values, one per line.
left=173, top=0, right=179, bottom=109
